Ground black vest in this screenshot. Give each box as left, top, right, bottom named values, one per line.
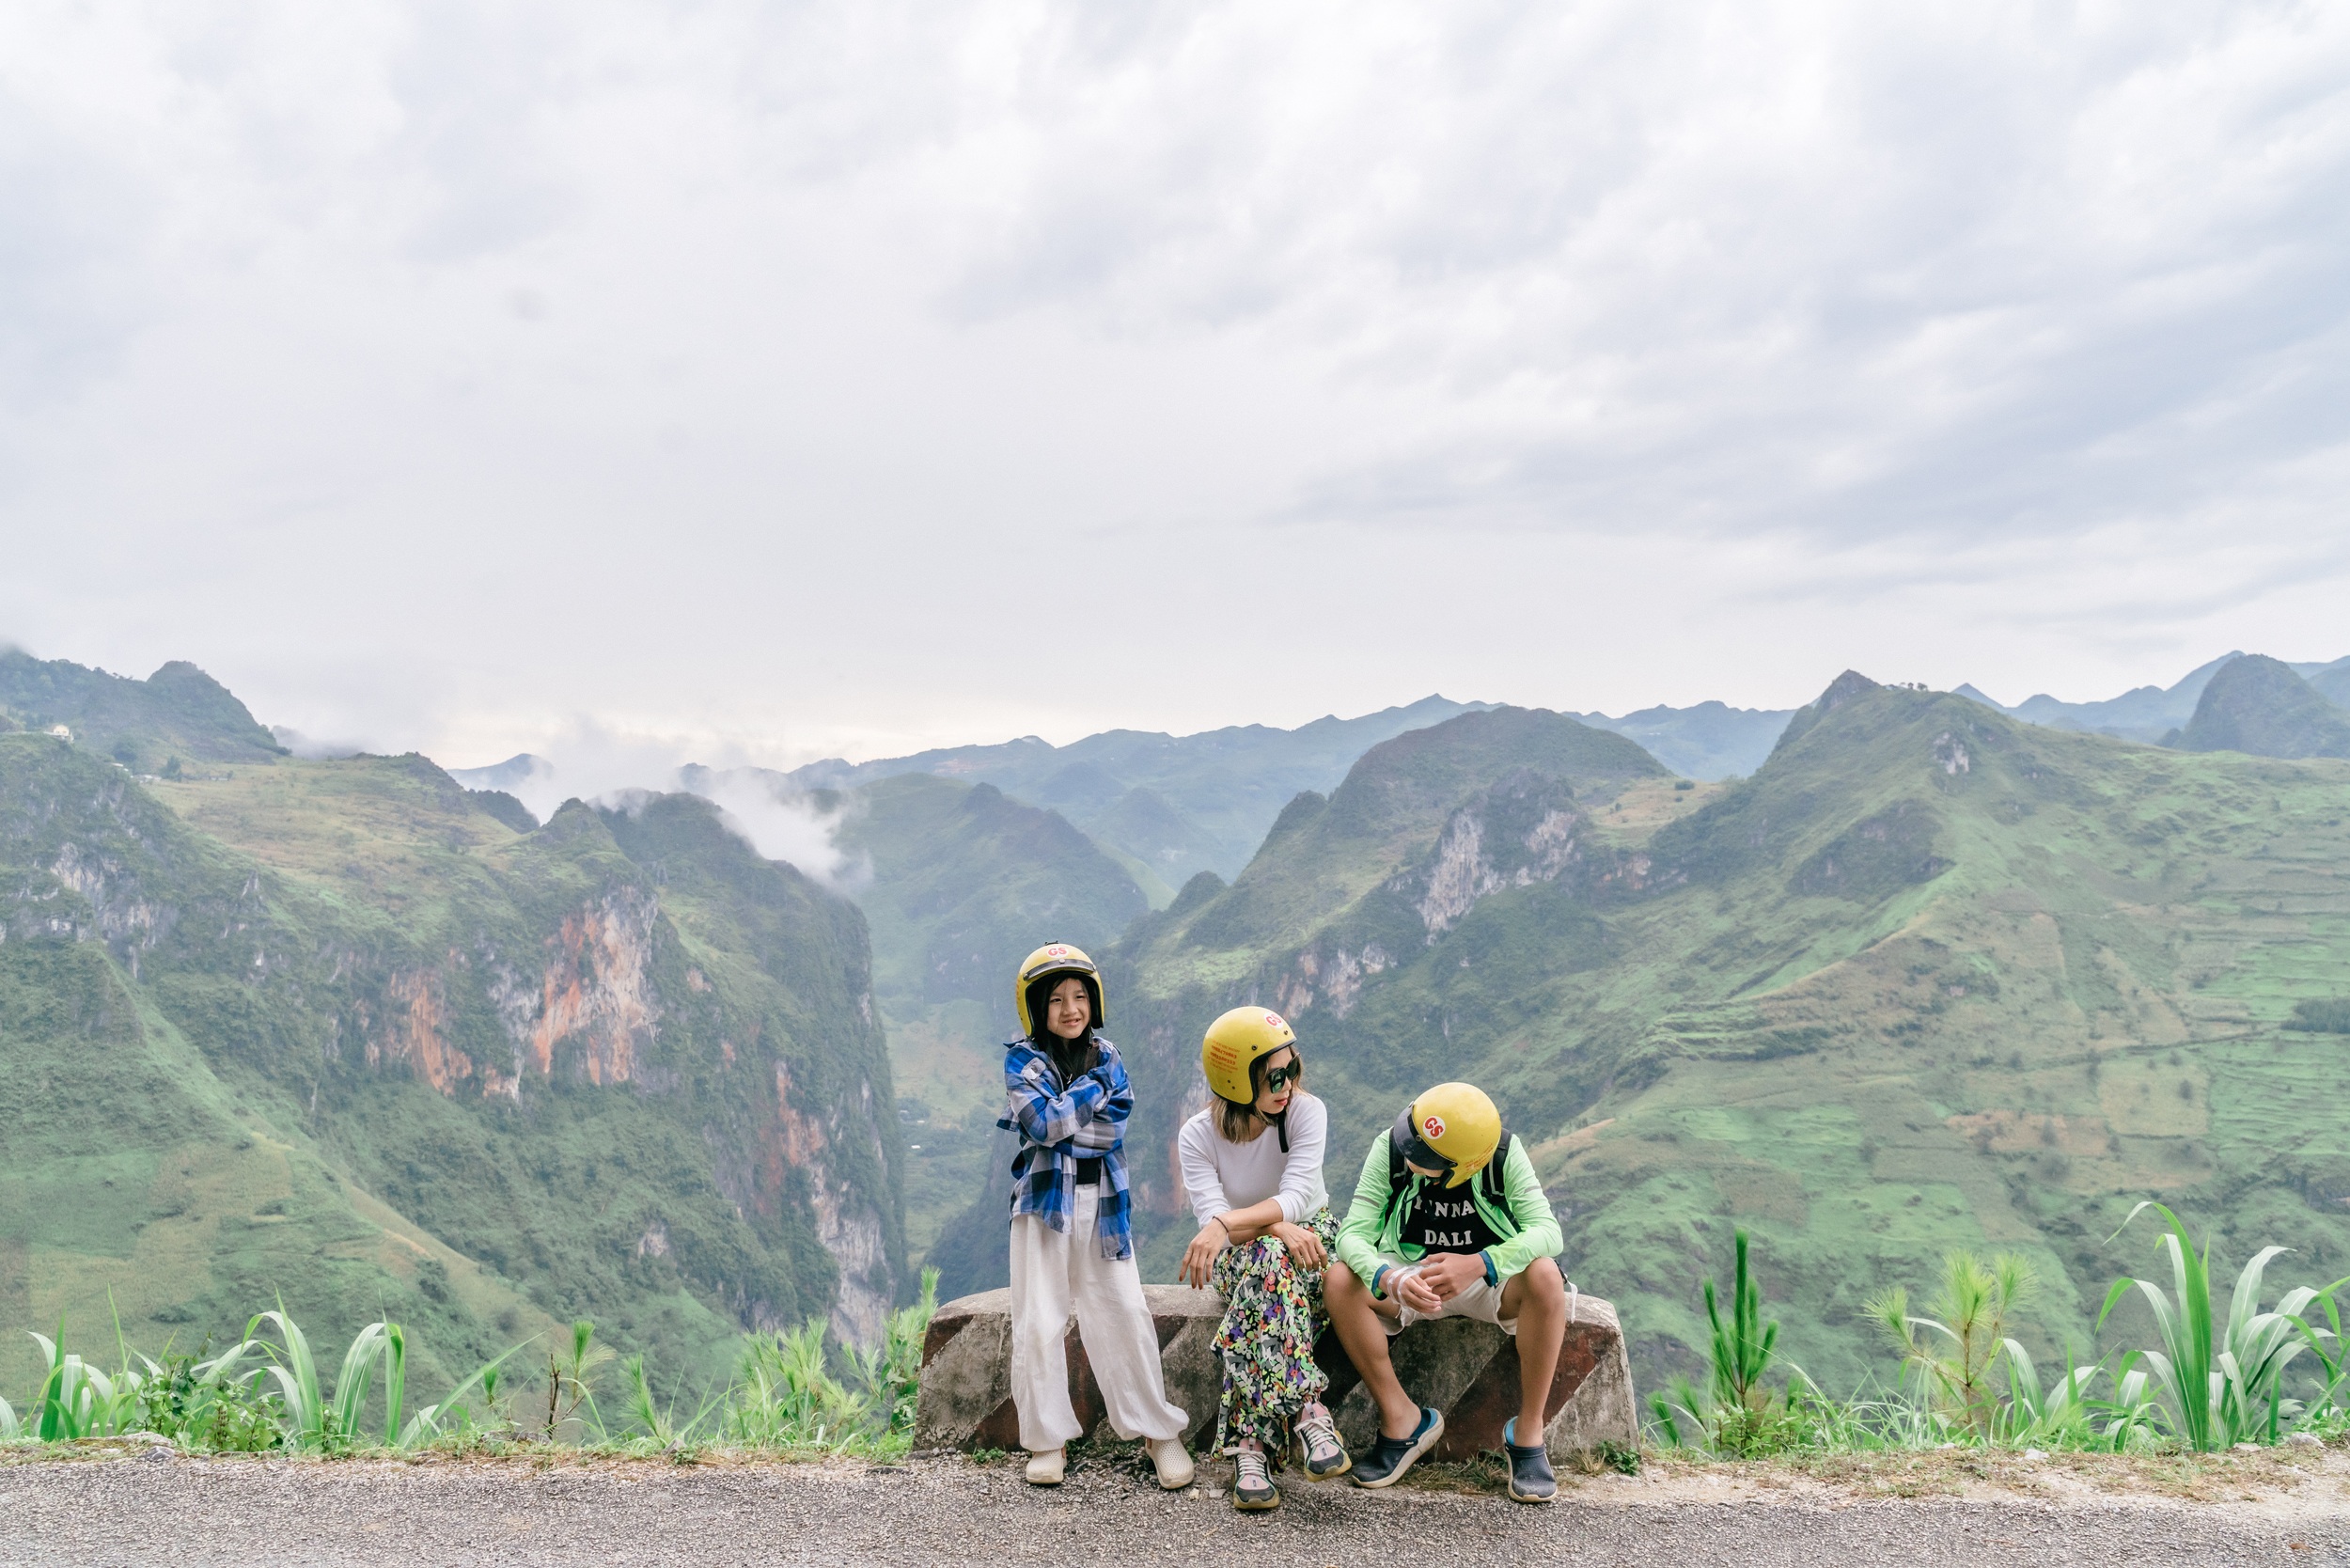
left=1381, top=1129, right=1519, bottom=1257
left=1404, top=1184, right=1507, bottom=1256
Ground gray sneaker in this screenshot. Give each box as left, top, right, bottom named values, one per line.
left=1232, top=1446, right=1279, bottom=1511
left=1292, top=1408, right=1351, bottom=1480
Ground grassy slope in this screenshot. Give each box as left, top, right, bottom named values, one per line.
left=1118, top=684, right=2350, bottom=1395
left=0, top=651, right=282, bottom=769
left=0, top=735, right=902, bottom=1395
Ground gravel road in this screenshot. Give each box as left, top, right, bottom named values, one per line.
left=6, top=1449, right=2348, bottom=1567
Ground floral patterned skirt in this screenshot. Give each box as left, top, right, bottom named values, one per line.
left=1208, top=1206, right=1339, bottom=1455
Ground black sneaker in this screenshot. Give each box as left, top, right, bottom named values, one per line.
left=1501, top=1418, right=1556, bottom=1503
left=1231, top=1447, right=1279, bottom=1511
left=1351, top=1406, right=1444, bottom=1489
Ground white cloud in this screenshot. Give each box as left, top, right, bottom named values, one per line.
left=2, top=0, right=2346, bottom=749
left=446, top=720, right=864, bottom=886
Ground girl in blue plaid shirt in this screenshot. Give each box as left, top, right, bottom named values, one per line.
left=999, top=944, right=1194, bottom=1489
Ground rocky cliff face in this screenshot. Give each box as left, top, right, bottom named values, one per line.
left=1, top=732, right=904, bottom=1385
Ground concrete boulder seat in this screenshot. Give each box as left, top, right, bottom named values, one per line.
left=913, top=1282, right=1638, bottom=1464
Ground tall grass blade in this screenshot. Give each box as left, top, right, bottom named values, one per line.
left=383, top=1325, right=405, bottom=1446
left=328, top=1322, right=391, bottom=1444
left=248, top=1305, right=327, bottom=1449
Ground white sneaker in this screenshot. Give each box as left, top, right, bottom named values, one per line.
left=1147, top=1436, right=1195, bottom=1490
left=1025, top=1449, right=1065, bottom=1486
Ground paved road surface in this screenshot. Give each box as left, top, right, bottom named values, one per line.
left=5, top=1450, right=2347, bottom=1566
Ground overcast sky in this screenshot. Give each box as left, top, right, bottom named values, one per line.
left=5, top=1, right=2347, bottom=770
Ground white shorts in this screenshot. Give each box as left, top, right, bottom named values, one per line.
left=1374, top=1254, right=1525, bottom=1337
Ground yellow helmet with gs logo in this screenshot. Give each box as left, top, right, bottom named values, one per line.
left=1199, top=1006, right=1297, bottom=1105
left=1391, top=1082, right=1501, bottom=1188
left=1012, top=943, right=1106, bottom=1038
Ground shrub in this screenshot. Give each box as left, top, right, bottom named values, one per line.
left=2287, top=998, right=2350, bottom=1034
left=1868, top=1252, right=2032, bottom=1436
left=1650, top=1230, right=1808, bottom=1456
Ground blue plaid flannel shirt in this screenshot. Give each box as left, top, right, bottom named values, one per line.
left=998, top=1034, right=1134, bottom=1261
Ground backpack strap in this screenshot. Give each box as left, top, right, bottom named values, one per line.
left=1475, top=1131, right=1518, bottom=1215
left=1382, top=1127, right=1518, bottom=1232
left=1378, top=1121, right=1414, bottom=1231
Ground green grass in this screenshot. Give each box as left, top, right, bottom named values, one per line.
left=3, top=1272, right=938, bottom=1459
left=1643, top=1227, right=2348, bottom=1460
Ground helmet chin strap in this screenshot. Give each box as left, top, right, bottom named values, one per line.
left=1225, top=1097, right=1292, bottom=1152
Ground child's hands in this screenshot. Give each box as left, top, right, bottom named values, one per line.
left=1392, top=1268, right=1443, bottom=1314
left=1416, top=1251, right=1486, bottom=1302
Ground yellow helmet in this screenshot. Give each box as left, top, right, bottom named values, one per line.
left=1391, top=1082, right=1501, bottom=1188
left=1012, top=943, right=1106, bottom=1038
left=1200, top=1006, right=1297, bottom=1105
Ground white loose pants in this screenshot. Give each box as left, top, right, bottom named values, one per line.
left=1008, top=1184, right=1187, bottom=1453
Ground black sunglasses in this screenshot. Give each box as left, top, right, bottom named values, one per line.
left=1262, top=1060, right=1300, bottom=1092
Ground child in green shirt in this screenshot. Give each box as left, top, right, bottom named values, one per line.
left=1325, top=1081, right=1567, bottom=1502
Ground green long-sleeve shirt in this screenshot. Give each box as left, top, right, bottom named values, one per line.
left=1334, top=1127, right=1562, bottom=1293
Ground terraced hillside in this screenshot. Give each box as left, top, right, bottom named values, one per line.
left=0, top=725, right=903, bottom=1396
left=1106, top=680, right=2350, bottom=1392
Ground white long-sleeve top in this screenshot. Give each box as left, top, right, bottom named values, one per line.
left=1177, top=1090, right=1329, bottom=1226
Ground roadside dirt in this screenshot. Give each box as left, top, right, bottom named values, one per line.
left=5, top=1440, right=2348, bottom=1566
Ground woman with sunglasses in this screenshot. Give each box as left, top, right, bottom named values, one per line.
left=1176, top=1007, right=1348, bottom=1511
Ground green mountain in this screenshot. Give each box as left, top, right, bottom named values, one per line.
left=0, top=651, right=284, bottom=771
left=787, top=695, right=1491, bottom=890
left=1094, top=678, right=2350, bottom=1395
left=1964, top=651, right=2348, bottom=744
left=1573, top=700, right=1795, bottom=779
left=1, top=709, right=904, bottom=1395
left=2171, top=654, right=2350, bottom=760
left=2312, top=660, right=2350, bottom=709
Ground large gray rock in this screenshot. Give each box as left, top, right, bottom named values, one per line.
left=913, top=1283, right=1637, bottom=1464
left=1319, top=1292, right=1639, bottom=1464
left=911, top=1285, right=1226, bottom=1452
